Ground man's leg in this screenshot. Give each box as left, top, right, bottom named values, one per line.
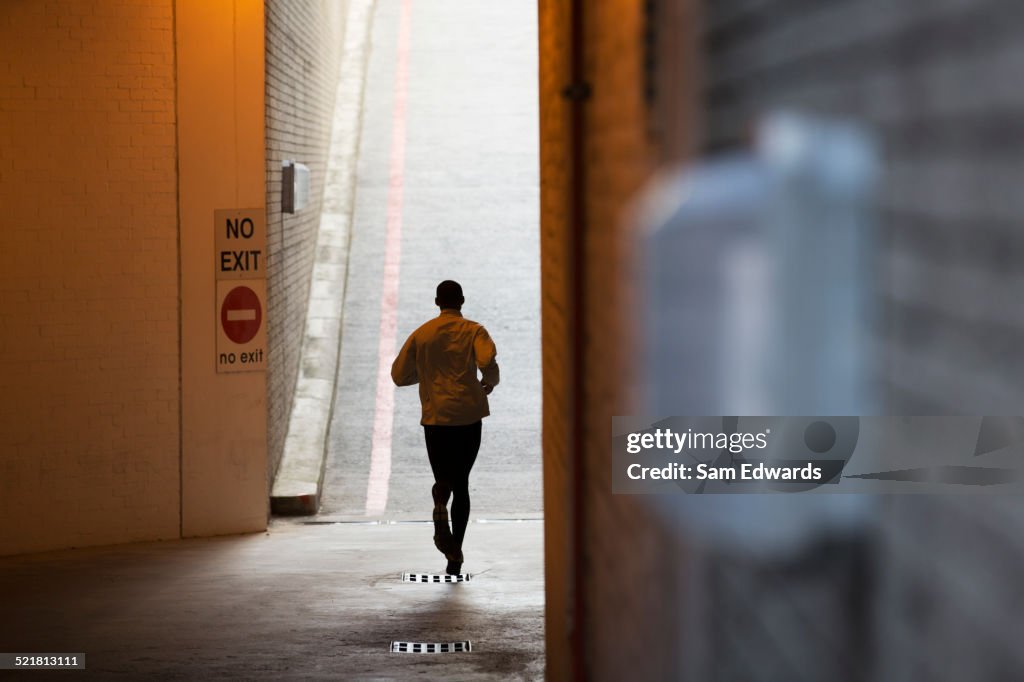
left=424, top=425, right=456, bottom=556
left=449, top=421, right=482, bottom=551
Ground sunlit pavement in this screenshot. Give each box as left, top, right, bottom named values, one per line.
left=320, top=0, right=542, bottom=521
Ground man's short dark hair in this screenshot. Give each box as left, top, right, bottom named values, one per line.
left=436, top=280, right=464, bottom=307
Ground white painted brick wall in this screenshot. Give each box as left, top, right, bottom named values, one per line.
left=0, top=0, right=179, bottom=556
left=264, top=0, right=348, bottom=485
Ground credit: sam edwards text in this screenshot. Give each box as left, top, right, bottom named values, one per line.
left=626, top=462, right=823, bottom=481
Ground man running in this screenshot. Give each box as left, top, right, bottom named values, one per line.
left=391, top=280, right=500, bottom=575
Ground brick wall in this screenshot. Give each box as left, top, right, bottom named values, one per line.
left=0, top=0, right=180, bottom=555
left=872, top=496, right=1024, bottom=680
left=545, top=0, right=1024, bottom=678
left=0, top=0, right=341, bottom=556
left=575, top=2, right=691, bottom=678
left=702, top=0, right=1024, bottom=415
left=537, top=1, right=573, bottom=678
left=700, top=2, right=1024, bottom=679
left=264, top=0, right=347, bottom=483
left=539, top=0, right=670, bottom=678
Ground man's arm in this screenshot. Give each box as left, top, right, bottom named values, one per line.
left=474, top=326, right=499, bottom=391
left=391, top=333, right=418, bottom=386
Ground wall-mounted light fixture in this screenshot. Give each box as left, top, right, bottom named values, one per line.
left=281, top=160, right=310, bottom=214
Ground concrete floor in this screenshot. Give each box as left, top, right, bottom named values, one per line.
left=0, top=519, right=544, bottom=680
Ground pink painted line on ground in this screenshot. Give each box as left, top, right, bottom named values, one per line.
left=366, top=0, right=412, bottom=516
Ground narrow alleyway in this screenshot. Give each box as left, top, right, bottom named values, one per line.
left=0, top=1, right=543, bottom=678
left=320, top=0, right=542, bottom=522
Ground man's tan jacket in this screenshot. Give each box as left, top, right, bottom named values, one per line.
left=391, top=309, right=500, bottom=425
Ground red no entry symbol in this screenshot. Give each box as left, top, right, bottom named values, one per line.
left=221, top=285, right=262, bottom=344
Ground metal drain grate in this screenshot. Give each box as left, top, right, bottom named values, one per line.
left=402, top=572, right=472, bottom=583
left=391, top=641, right=473, bottom=654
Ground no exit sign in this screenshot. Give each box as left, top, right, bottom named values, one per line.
left=215, top=208, right=267, bottom=373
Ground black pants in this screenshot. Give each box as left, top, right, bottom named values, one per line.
left=423, top=420, right=481, bottom=549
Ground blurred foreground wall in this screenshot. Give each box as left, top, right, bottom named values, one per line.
left=702, top=0, right=1024, bottom=414
left=540, top=0, right=1024, bottom=679
left=538, top=0, right=698, bottom=678
left=702, top=2, right=1024, bottom=680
